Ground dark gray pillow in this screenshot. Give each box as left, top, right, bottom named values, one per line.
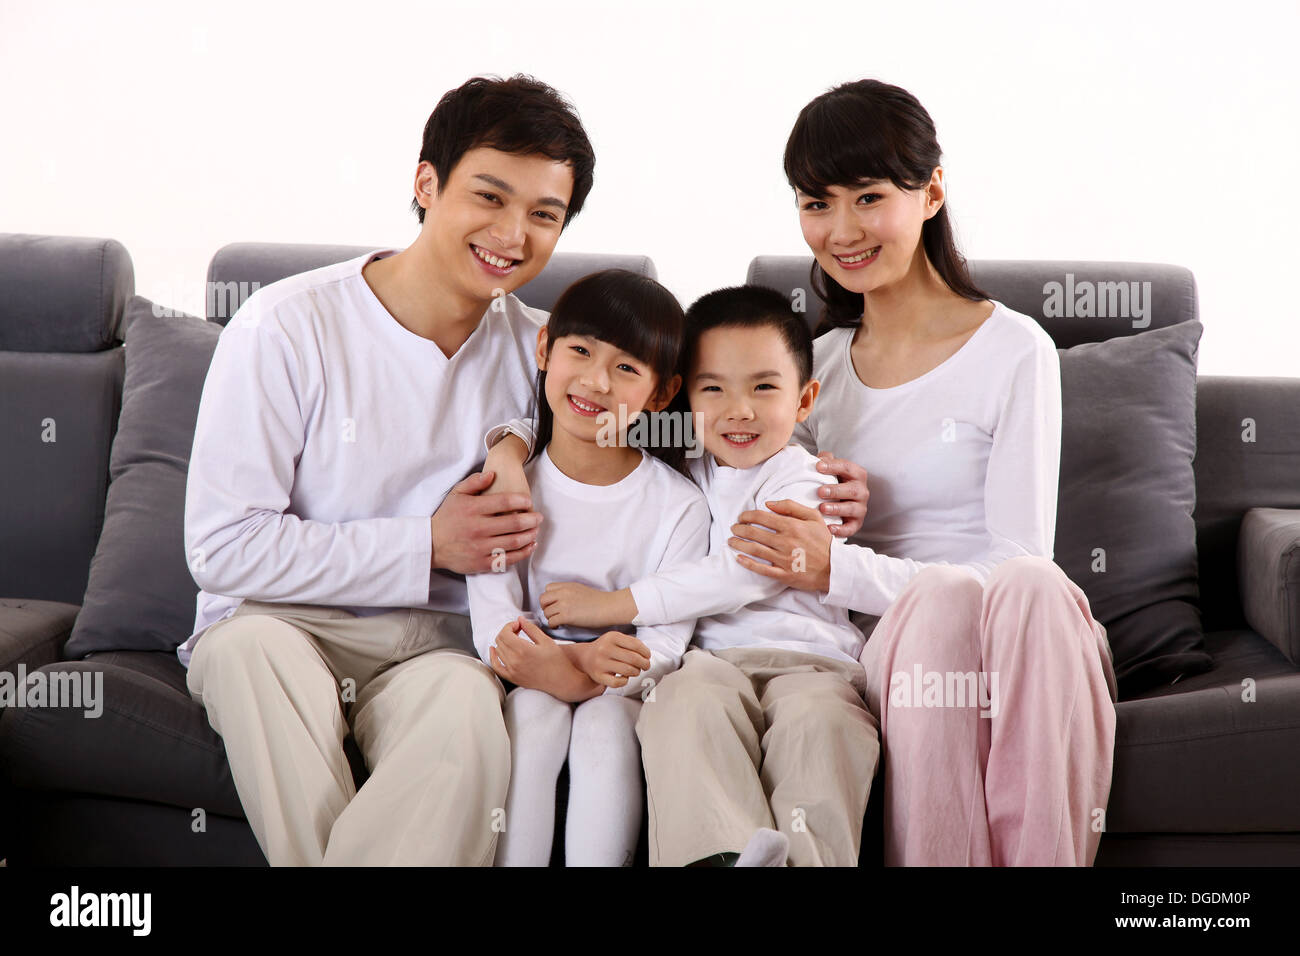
left=1055, top=319, right=1211, bottom=697
left=65, top=297, right=219, bottom=657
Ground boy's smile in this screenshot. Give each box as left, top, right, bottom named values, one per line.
left=689, top=324, right=819, bottom=470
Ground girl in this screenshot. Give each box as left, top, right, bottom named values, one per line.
left=724, top=79, right=1120, bottom=866
left=467, top=269, right=710, bottom=867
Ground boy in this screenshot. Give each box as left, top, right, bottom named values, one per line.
left=529, top=285, right=881, bottom=866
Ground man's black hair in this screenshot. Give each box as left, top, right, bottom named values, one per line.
left=411, top=74, right=595, bottom=230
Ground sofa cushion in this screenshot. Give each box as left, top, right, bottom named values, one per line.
left=64, top=298, right=218, bottom=658
left=1054, top=320, right=1211, bottom=696
left=1107, top=628, right=1300, bottom=833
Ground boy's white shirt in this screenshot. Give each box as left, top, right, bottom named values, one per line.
left=466, top=447, right=711, bottom=697
left=628, top=444, right=866, bottom=665
left=180, top=249, right=546, bottom=667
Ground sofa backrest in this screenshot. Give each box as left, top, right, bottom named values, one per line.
left=205, top=242, right=659, bottom=324
left=0, top=233, right=132, bottom=604
left=746, top=256, right=1196, bottom=346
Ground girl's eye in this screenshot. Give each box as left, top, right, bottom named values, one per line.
left=617, top=363, right=639, bottom=374
left=570, top=345, right=589, bottom=356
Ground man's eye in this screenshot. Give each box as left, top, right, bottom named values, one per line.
left=535, top=211, right=560, bottom=222
left=478, top=192, right=500, bottom=202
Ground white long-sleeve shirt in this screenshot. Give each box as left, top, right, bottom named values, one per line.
left=178, top=249, right=545, bottom=667
left=466, top=447, right=711, bottom=697
left=795, top=300, right=1062, bottom=616
left=629, top=445, right=866, bottom=666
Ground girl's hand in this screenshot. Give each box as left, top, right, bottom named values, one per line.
left=540, top=582, right=638, bottom=628
left=729, top=499, right=832, bottom=592
left=483, top=433, right=533, bottom=500
left=489, top=618, right=601, bottom=702
left=812, top=450, right=869, bottom=537
left=569, top=632, right=652, bottom=688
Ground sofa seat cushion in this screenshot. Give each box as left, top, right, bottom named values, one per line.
left=0, top=651, right=245, bottom=817
left=0, top=599, right=80, bottom=674
left=1107, top=628, right=1300, bottom=833
left=0, top=650, right=369, bottom=817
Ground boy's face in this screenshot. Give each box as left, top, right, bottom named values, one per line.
left=415, top=146, right=574, bottom=303
left=688, top=324, right=819, bottom=470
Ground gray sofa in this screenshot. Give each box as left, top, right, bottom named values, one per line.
left=1, top=233, right=1297, bottom=865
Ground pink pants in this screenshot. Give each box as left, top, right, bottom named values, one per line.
left=859, top=556, right=1118, bottom=866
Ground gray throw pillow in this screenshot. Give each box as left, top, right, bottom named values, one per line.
left=1054, top=319, right=1211, bottom=696
left=65, top=297, right=220, bottom=657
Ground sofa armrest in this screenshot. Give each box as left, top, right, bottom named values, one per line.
left=1238, top=508, right=1300, bottom=664
left=0, top=599, right=79, bottom=696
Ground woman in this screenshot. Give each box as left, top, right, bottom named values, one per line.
left=729, top=78, right=1118, bottom=866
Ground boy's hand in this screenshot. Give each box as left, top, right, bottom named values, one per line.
left=540, top=582, right=638, bottom=628
left=730, top=499, right=832, bottom=593
left=567, top=632, right=652, bottom=689
left=812, top=450, right=869, bottom=537
left=489, top=618, right=602, bottom=702
left=430, top=471, right=542, bottom=574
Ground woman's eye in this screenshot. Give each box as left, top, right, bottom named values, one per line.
left=801, top=201, right=826, bottom=211
left=858, top=193, right=881, bottom=205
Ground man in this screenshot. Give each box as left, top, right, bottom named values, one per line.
left=182, top=74, right=591, bottom=865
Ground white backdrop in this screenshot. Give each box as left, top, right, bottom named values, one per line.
left=2, top=0, right=1296, bottom=376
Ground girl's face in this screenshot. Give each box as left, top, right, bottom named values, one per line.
left=795, top=168, right=944, bottom=297
left=535, top=328, right=677, bottom=446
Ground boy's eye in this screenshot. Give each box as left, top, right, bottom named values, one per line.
left=755, top=383, right=777, bottom=391
left=699, top=385, right=721, bottom=392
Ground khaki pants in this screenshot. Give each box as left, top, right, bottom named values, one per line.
left=187, top=600, right=509, bottom=866
left=636, top=646, right=880, bottom=867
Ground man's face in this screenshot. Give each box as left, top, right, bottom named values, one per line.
left=415, top=146, right=575, bottom=301
left=688, top=324, right=818, bottom=470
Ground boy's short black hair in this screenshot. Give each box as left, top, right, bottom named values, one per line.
left=682, top=285, right=814, bottom=386
left=411, top=74, right=595, bottom=230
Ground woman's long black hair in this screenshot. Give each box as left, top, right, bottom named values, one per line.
left=530, top=269, right=688, bottom=473
left=783, top=78, right=988, bottom=332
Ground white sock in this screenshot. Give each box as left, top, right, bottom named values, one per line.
left=736, top=828, right=789, bottom=867
left=494, top=687, right=573, bottom=867
left=564, top=694, right=643, bottom=867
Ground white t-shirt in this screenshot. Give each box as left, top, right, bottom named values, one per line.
left=629, top=444, right=866, bottom=666
left=466, top=447, right=711, bottom=697
left=794, top=300, right=1062, bottom=617
left=179, top=249, right=545, bottom=667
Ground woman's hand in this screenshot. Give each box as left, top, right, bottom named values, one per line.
left=540, top=582, right=638, bottom=628
left=812, top=450, right=869, bottom=537
left=489, top=618, right=601, bottom=702
left=729, top=499, right=833, bottom=592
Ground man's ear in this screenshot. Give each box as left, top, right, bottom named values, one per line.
left=534, top=326, right=550, bottom=370
left=414, top=161, right=439, bottom=212
left=794, top=378, right=821, bottom=422
left=646, top=373, right=682, bottom=413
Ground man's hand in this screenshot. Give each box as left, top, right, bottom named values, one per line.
left=566, top=632, right=651, bottom=689
left=430, top=471, right=542, bottom=574
left=540, top=582, right=638, bottom=628
left=812, top=450, right=869, bottom=538
left=730, top=499, right=832, bottom=593
left=489, top=618, right=602, bottom=702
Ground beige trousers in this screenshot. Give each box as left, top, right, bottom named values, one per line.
left=636, top=646, right=881, bottom=867
left=186, top=599, right=509, bottom=866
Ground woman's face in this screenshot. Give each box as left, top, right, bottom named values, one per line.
left=796, top=170, right=943, bottom=296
